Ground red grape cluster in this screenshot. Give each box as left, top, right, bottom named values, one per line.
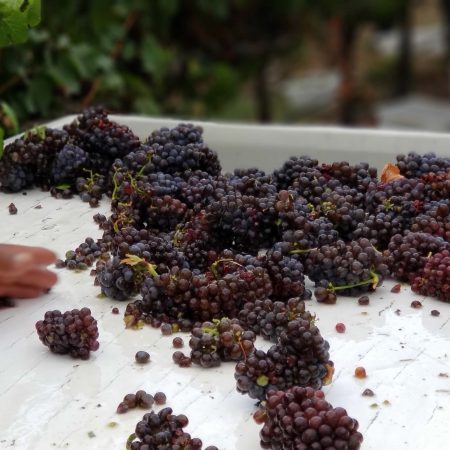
left=257, top=387, right=363, bottom=450
left=35, top=308, right=99, bottom=359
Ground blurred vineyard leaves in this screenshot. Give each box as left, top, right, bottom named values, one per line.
left=0, top=0, right=426, bottom=130
left=0, top=0, right=41, bottom=141
left=0, top=0, right=41, bottom=46
left=0, top=0, right=309, bottom=126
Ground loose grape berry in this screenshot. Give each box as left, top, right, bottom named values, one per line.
left=154, top=392, right=166, bottom=405
left=335, top=323, right=346, bottom=333
left=354, top=367, right=367, bottom=379
left=172, top=337, right=184, bottom=348
left=358, top=296, right=370, bottom=305
left=135, top=351, right=150, bottom=364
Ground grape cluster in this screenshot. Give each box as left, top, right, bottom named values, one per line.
left=96, top=255, right=157, bottom=301
left=188, top=318, right=256, bottom=368
left=51, top=144, right=89, bottom=182
left=263, top=249, right=305, bottom=300
left=65, top=105, right=140, bottom=160
left=351, top=210, right=408, bottom=250
left=35, top=308, right=99, bottom=359
left=384, top=232, right=449, bottom=281
left=305, top=238, right=389, bottom=302
left=410, top=201, right=450, bottom=242
left=258, top=387, right=363, bottom=450
left=396, top=152, right=450, bottom=178
left=235, top=317, right=333, bottom=401
left=1, top=127, right=68, bottom=191
left=11, top=111, right=450, bottom=448
left=117, top=389, right=155, bottom=414
left=238, top=298, right=314, bottom=342
left=128, top=407, right=218, bottom=450
left=411, top=250, right=450, bottom=302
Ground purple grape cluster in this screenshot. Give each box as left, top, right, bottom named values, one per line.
left=35, top=308, right=99, bottom=359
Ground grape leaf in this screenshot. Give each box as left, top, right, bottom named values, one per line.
left=0, top=0, right=41, bottom=47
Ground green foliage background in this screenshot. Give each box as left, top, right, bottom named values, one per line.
left=0, top=0, right=419, bottom=135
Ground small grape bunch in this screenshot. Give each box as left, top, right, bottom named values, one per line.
left=128, top=406, right=218, bottom=450
left=257, top=387, right=363, bottom=450
left=189, top=318, right=256, bottom=368
left=238, top=297, right=315, bottom=342
left=35, top=308, right=99, bottom=359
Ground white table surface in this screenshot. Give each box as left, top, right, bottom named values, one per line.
left=0, top=190, right=449, bottom=450
left=1, top=117, right=450, bottom=449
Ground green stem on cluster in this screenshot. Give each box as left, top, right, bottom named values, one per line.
left=289, top=248, right=316, bottom=255
left=111, top=170, right=121, bottom=201
left=172, top=228, right=183, bottom=247
left=121, top=254, right=158, bottom=277
left=126, top=433, right=136, bottom=450
left=136, top=152, right=153, bottom=177
left=210, top=258, right=244, bottom=278
left=327, top=269, right=379, bottom=293
left=24, top=125, right=46, bottom=140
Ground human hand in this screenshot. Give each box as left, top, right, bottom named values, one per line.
left=0, top=244, right=58, bottom=299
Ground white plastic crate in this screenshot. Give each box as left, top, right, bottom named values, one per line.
left=1, top=117, right=449, bottom=450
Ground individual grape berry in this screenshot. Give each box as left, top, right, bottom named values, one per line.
left=35, top=308, right=99, bottom=359
left=172, top=337, right=184, bottom=348
left=362, top=388, right=375, bottom=397
left=8, top=203, right=17, bottom=215
left=135, top=351, right=150, bottom=364
left=335, top=323, right=346, bottom=333
left=410, top=300, right=423, bottom=308
left=391, top=284, right=401, bottom=293
left=161, top=323, right=173, bottom=336
left=354, top=367, right=367, bottom=379
left=431, top=309, right=440, bottom=316
left=116, top=402, right=129, bottom=414
left=258, top=387, right=363, bottom=450
left=112, top=307, right=119, bottom=314
left=358, top=295, right=370, bottom=305
left=153, top=391, right=166, bottom=405
left=123, top=393, right=137, bottom=408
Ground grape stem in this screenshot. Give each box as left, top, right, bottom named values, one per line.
left=327, top=269, right=379, bottom=292
left=210, top=258, right=244, bottom=278
left=289, top=248, right=316, bottom=254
